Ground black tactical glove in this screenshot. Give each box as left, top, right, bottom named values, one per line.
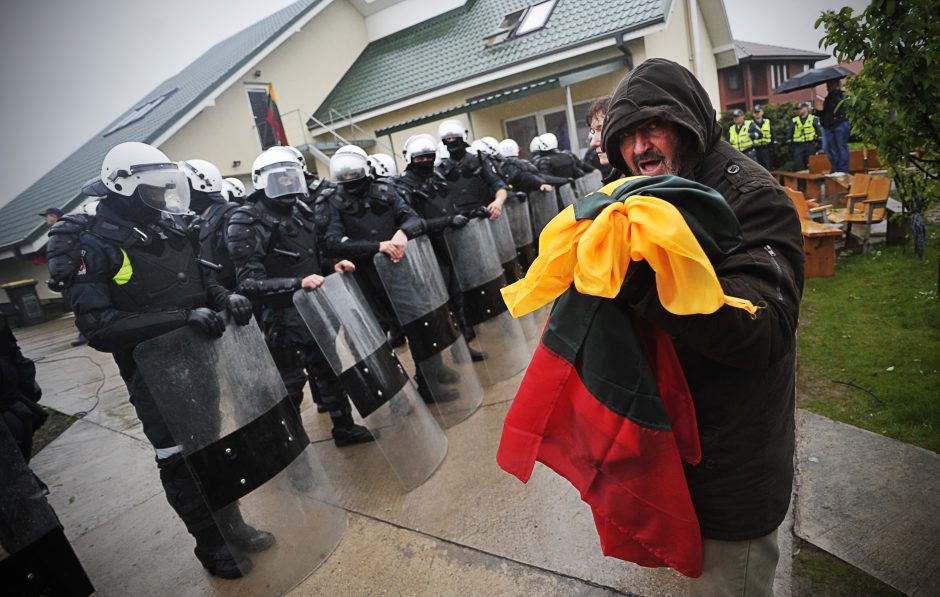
left=226, top=293, right=253, bottom=326
left=467, top=206, right=490, bottom=220
left=449, top=214, right=469, bottom=229
left=514, top=191, right=528, bottom=203
left=187, top=308, right=226, bottom=339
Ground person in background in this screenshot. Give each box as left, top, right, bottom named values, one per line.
left=751, top=105, right=774, bottom=171
left=727, top=109, right=760, bottom=161
left=821, top=79, right=851, bottom=173
left=787, top=102, right=822, bottom=171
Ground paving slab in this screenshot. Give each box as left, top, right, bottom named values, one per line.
left=30, top=418, right=160, bottom=537
left=794, top=409, right=940, bottom=596
left=311, top=399, right=688, bottom=596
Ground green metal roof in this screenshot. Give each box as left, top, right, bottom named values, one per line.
left=0, top=0, right=324, bottom=252
left=311, top=0, right=669, bottom=127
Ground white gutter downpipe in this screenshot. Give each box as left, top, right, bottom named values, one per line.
left=689, top=0, right=703, bottom=81
left=564, top=85, right=580, bottom=156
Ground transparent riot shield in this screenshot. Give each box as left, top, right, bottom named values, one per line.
left=489, top=217, right=538, bottom=341
left=575, top=171, right=604, bottom=197
left=373, top=236, right=484, bottom=428
left=444, top=218, right=530, bottom=385
left=558, top=183, right=576, bottom=208
left=133, top=318, right=346, bottom=593
left=0, top=421, right=94, bottom=596
left=504, top=193, right=535, bottom=271
left=293, top=274, right=447, bottom=489
left=529, top=188, right=559, bottom=242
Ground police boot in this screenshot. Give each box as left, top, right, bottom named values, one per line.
left=468, top=346, right=487, bottom=362
left=415, top=372, right=459, bottom=404
left=435, top=365, right=461, bottom=384
left=217, top=505, right=276, bottom=554
left=158, top=454, right=248, bottom=579
left=388, top=327, right=407, bottom=349
left=194, top=539, right=250, bottom=579
left=330, top=410, right=377, bottom=447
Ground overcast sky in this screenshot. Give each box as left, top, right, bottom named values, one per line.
left=0, top=0, right=870, bottom=209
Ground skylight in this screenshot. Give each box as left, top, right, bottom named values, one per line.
left=104, top=88, right=178, bottom=137
left=516, top=0, right=556, bottom=36
left=483, top=0, right=557, bottom=48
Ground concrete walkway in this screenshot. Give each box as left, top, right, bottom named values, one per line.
left=14, top=314, right=932, bottom=596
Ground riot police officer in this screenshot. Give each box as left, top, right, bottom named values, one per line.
left=322, top=147, right=426, bottom=331
left=47, top=142, right=269, bottom=579
left=179, top=158, right=239, bottom=290
left=221, top=177, right=246, bottom=204
left=226, top=148, right=374, bottom=447
left=487, top=137, right=557, bottom=194
left=436, top=119, right=509, bottom=219
left=530, top=132, right=595, bottom=180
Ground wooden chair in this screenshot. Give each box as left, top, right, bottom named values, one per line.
left=785, top=187, right=831, bottom=223
left=848, top=148, right=881, bottom=172
left=828, top=173, right=872, bottom=218
left=784, top=187, right=845, bottom=277
left=839, top=176, right=891, bottom=252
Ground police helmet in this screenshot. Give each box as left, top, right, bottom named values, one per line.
left=368, top=153, right=398, bottom=177
left=438, top=119, right=467, bottom=141
left=330, top=147, right=369, bottom=183
left=221, top=178, right=246, bottom=201
left=252, top=147, right=309, bottom=200
left=403, top=134, right=438, bottom=163
left=100, top=142, right=191, bottom=214
left=498, top=139, right=519, bottom=158
left=179, top=159, right=223, bottom=194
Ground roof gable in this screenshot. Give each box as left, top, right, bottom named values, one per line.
left=311, top=0, right=668, bottom=124
left=0, top=0, right=323, bottom=252
left=732, top=40, right=829, bottom=62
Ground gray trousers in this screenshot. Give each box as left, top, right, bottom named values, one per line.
left=688, top=529, right=780, bottom=597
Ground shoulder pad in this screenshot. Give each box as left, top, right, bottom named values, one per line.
left=312, top=185, right=336, bottom=205
left=228, top=206, right=260, bottom=225
left=49, top=214, right=93, bottom=236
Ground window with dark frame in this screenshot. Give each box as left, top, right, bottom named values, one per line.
left=484, top=0, right=557, bottom=48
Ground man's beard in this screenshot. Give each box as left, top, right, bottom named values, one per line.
left=628, top=150, right=680, bottom=177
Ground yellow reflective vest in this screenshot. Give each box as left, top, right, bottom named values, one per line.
left=754, top=119, right=772, bottom=146
left=791, top=115, right=818, bottom=143
left=728, top=121, right=755, bottom=152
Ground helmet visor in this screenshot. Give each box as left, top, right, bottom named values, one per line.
left=262, top=164, right=308, bottom=199
left=330, top=152, right=368, bottom=182
left=133, top=167, right=191, bottom=214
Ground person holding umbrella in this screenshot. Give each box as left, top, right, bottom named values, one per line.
left=821, top=79, right=851, bottom=173
left=787, top=102, right=822, bottom=171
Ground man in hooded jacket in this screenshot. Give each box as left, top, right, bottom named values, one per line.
left=601, top=58, right=804, bottom=595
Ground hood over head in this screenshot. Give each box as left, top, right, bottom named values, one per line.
left=602, top=58, right=721, bottom=177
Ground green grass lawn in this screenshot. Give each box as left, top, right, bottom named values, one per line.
left=797, top=226, right=940, bottom=453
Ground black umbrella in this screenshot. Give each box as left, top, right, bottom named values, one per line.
left=773, top=65, right=854, bottom=94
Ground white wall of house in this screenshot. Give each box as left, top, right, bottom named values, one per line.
left=159, top=0, right=370, bottom=179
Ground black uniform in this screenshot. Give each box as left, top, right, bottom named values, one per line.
left=322, top=179, right=425, bottom=330
left=532, top=149, right=593, bottom=180
left=436, top=151, right=508, bottom=213
left=226, top=194, right=361, bottom=432
left=0, top=319, right=45, bottom=461
left=194, top=201, right=240, bottom=290
left=47, top=199, right=258, bottom=575
left=494, top=155, right=555, bottom=193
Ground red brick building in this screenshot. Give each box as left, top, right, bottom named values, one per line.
left=717, top=41, right=829, bottom=111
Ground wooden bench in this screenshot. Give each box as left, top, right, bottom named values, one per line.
left=785, top=187, right=845, bottom=277
left=827, top=176, right=890, bottom=252
left=773, top=170, right=829, bottom=202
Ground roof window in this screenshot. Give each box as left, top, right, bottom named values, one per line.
left=484, top=0, right=557, bottom=48
left=104, top=88, right=178, bottom=137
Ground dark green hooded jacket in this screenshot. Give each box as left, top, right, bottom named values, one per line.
left=603, top=58, right=805, bottom=541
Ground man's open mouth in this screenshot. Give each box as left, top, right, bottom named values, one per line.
left=636, top=156, right=665, bottom=175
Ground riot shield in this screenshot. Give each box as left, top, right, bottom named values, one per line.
left=504, top=193, right=535, bottom=271
left=528, top=189, right=559, bottom=244
left=575, top=171, right=604, bottom=197
left=134, top=318, right=346, bottom=593
left=557, top=183, right=576, bottom=208
left=293, top=274, right=447, bottom=489
left=444, top=219, right=530, bottom=385
left=373, top=236, right=484, bottom=428
left=489, top=217, right=538, bottom=341
left=0, top=421, right=94, bottom=596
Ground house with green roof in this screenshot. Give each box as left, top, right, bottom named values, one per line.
left=0, top=0, right=733, bottom=312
